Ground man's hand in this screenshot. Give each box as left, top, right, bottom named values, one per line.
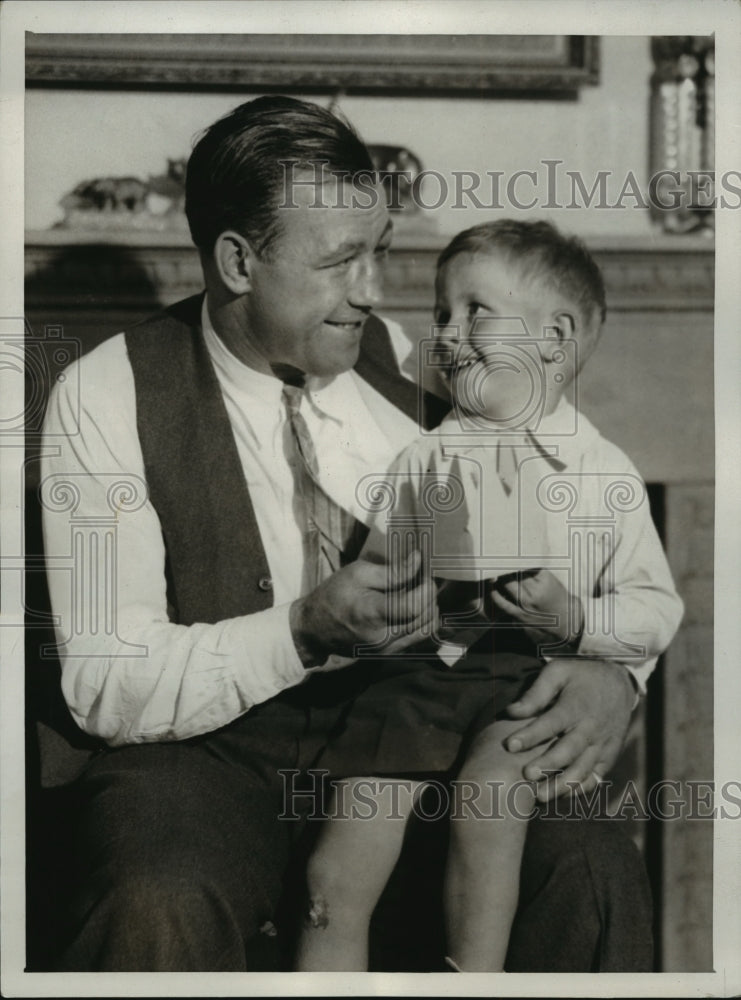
left=289, top=549, right=438, bottom=667
left=491, top=569, right=584, bottom=648
left=504, top=657, right=636, bottom=801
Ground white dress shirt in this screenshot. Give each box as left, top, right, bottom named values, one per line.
left=361, top=397, right=684, bottom=694
left=41, top=301, right=419, bottom=745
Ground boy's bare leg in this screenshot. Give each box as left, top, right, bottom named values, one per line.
left=295, top=776, right=424, bottom=971
left=445, top=718, right=539, bottom=972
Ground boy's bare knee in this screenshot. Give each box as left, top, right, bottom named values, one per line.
left=305, top=893, right=331, bottom=930
left=303, top=848, right=365, bottom=931
left=305, top=842, right=348, bottom=900
left=459, top=723, right=534, bottom=787
left=303, top=854, right=341, bottom=932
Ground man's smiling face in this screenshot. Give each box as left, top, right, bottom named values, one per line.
left=238, top=175, right=392, bottom=379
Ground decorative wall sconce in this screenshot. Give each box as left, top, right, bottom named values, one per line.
left=649, top=36, right=715, bottom=235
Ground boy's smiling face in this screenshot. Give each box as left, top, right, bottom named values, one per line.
left=433, top=250, right=587, bottom=426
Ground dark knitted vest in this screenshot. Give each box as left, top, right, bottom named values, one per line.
left=124, top=293, right=448, bottom=626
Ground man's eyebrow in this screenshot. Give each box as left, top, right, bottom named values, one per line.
left=318, top=221, right=394, bottom=262
left=317, top=238, right=366, bottom=262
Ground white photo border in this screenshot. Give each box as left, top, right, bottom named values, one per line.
left=2, top=1, right=739, bottom=997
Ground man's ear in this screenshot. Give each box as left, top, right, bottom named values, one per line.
left=213, top=230, right=256, bottom=294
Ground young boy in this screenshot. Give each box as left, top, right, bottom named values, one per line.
left=295, top=220, right=683, bottom=972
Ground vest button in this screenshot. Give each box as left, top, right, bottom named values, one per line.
left=258, top=576, right=273, bottom=592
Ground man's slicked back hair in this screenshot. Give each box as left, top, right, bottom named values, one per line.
left=185, top=95, right=375, bottom=257
left=437, top=219, right=607, bottom=329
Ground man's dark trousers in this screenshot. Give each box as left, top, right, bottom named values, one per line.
left=57, top=707, right=653, bottom=971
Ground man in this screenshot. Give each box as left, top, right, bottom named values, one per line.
left=40, top=96, right=650, bottom=971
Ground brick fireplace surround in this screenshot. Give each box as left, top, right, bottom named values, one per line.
left=24, top=228, right=714, bottom=971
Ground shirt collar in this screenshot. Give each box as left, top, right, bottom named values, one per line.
left=437, top=396, right=600, bottom=468
left=304, top=372, right=360, bottom=426
left=537, top=397, right=602, bottom=463
left=201, top=296, right=285, bottom=409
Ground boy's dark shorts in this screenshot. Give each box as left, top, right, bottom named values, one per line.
left=194, top=637, right=543, bottom=785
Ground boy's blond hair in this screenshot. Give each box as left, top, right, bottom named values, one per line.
left=437, top=219, right=607, bottom=333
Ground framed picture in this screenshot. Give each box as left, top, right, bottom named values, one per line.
left=25, top=33, right=599, bottom=92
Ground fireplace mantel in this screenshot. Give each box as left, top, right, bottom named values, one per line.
left=25, top=228, right=714, bottom=313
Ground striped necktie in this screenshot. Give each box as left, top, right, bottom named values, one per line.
left=282, top=381, right=361, bottom=587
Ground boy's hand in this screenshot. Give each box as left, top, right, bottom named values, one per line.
left=504, top=658, right=636, bottom=801
left=491, top=568, right=584, bottom=649
left=290, top=549, right=438, bottom=667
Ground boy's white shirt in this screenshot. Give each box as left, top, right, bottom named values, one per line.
left=360, top=396, right=684, bottom=695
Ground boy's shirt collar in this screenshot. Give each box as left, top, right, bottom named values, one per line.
left=437, top=397, right=602, bottom=469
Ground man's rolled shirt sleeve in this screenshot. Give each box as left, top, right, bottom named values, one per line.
left=42, top=342, right=306, bottom=747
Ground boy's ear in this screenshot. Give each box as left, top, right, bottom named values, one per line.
left=213, top=230, right=256, bottom=294
left=541, top=310, right=577, bottom=361
left=553, top=309, right=577, bottom=340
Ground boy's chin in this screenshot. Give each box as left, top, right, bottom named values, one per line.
left=456, top=403, right=525, bottom=425
left=452, top=384, right=565, bottom=425
left=450, top=375, right=539, bottom=424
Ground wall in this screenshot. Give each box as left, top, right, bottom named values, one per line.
left=26, top=35, right=655, bottom=238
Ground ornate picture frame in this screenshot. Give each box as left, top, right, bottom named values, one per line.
left=26, top=33, right=599, bottom=92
